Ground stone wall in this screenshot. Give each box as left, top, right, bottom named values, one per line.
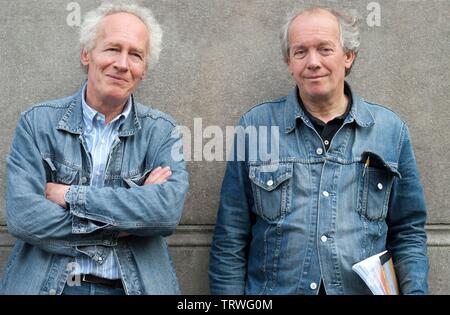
left=0, top=0, right=449, bottom=294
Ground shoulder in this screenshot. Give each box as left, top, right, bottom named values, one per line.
left=241, top=96, right=287, bottom=124
left=23, top=96, right=73, bottom=114
left=20, top=95, right=75, bottom=123
left=244, top=96, right=287, bottom=116
left=134, top=102, right=178, bottom=129
left=363, top=99, right=406, bottom=126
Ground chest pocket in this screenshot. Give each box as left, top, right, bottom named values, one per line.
left=357, top=152, right=400, bottom=221
left=249, top=162, right=293, bottom=221
left=43, top=157, right=79, bottom=185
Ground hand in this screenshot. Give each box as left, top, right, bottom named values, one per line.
left=144, top=166, right=172, bottom=185
left=45, top=183, right=70, bottom=209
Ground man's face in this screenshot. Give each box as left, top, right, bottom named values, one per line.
left=287, top=10, right=355, bottom=103
left=81, top=12, right=149, bottom=106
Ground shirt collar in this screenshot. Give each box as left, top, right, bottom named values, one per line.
left=284, top=81, right=374, bottom=133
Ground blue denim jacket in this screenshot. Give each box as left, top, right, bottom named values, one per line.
left=209, top=85, right=428, bottom=295
left=0, top=85, right=189, bottom=295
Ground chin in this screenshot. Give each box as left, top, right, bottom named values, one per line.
left=107, top=87, right=128, bottom=98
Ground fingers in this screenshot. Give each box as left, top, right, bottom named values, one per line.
left=144, top=166, right=172, bottom=185
left=44, top=182, right=56, bottom=198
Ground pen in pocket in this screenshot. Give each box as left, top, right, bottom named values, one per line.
left=362, top=156, right=370, bottom=177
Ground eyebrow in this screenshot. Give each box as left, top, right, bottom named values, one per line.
left=291, top=40, right=336, bottom=49
left=103, top=42, right=145, bottom=54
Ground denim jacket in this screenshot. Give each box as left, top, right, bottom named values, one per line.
left=209, top=85, right=428, bottom=295
left=0, top=85, right=189, bottom=295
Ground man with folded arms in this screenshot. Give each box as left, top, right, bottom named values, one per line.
left=1, top=2, right=188, bottom=295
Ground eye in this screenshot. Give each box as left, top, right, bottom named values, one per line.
left=293, top=50, right=306, bottom=59
left=319, top=47, right=333, bottom=55
left=130, top=53, right=144, bottom=62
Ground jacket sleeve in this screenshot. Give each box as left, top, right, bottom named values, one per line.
left=208, top=117, right=253, bottom=294
left=386, top=123, right=429, bottom=295
left=6, top=114, right=117, bottom=257
left=64, top=124, right=189, bottom=238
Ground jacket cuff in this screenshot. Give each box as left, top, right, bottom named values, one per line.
left=395, top=258, right=429, bottom=294
left=66, top=186, right=117, bottom=235
left=66, top=185, right=87, bottom=217
left=66, top=185, right=92, bottom=234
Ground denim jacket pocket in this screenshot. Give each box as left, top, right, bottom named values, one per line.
left=123, top=169, right=152, bottom=188
left=357, top=152, right=400, bottom=221
left=249, top=162, right=293, bottom=221
left=43, top=157, right=79, bottom=185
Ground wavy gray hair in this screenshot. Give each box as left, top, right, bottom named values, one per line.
left=280, top=7, right=360, bottom=75
left=80, top=1, right=163, bottom=70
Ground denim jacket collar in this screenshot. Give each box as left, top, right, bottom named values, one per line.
left=284, top=82, right=375, bottom=134
left=57, top=82, right=142, bottom=137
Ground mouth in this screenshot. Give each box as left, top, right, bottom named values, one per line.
left=304, top=75, right=327, bottom=80
left=106, top=74, right=129, bottom=83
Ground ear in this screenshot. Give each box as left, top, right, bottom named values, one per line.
left=344, top=51, right=356, bottom=72
left=286, top=57, right=294, bottom=76
left=80, top=48, right=90, bottom=67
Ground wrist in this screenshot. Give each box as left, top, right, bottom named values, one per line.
left=64, top=187, right=71, bottom=209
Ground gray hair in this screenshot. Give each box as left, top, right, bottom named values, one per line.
left=280, top=7, right=360, bottom=75
left=80, top=1, right=163, bottom=70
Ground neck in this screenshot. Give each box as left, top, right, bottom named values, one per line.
left=299, top=88, right=348, bottom=124
left=85, top=90, right=128, bottom=124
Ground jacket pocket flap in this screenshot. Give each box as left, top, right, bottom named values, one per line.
left=361, top=151, right=401, bottom=178
left=43, top=157, right=79, bottom=184
left=249, top=162, right=293, bottom=191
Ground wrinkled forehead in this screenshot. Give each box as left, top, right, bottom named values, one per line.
left=96, top=12, right=150, bottom=46
left=289, top=9, right=341, bottom=40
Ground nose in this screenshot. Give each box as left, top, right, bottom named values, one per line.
left=114, top=53, right=129, bottom=72
left=305, top=51, right=321, bottom=71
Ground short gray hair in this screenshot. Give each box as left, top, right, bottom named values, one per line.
left=80, top=1, right=163, bottom=70
left=280, top=7, right=360, bottom=74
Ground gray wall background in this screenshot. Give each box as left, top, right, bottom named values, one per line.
left=0, top=0, right=449, bottom=294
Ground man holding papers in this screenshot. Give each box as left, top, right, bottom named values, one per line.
left=209, top=6, right=428, bottom=294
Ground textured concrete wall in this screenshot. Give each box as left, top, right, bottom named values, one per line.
left=0, top=0, right=449, bottom=294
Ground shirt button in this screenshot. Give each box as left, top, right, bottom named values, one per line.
left=48, top=289, right=57, bottom=295
left=321, top=235, right=328, bottom=243
left=316, top=148, right=323, bottom=155
left=267, top=180, right=274, bottom=187
left=81, top=177, right=87, bottom=184
left=98, top=257, right=103, bottom=261
left=96, top=171, right=101, bottom=176
left=101, top=139, right=106, bottom=145
left=322, top=191, right=330, bottom=197
left=310, top=282, right=318, bottom=290
left=324, top=140, right=330, bottom=146
left=377, top=183, right=383, bottom=190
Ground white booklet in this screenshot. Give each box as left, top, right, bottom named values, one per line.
left=352, top=250, right=399, bottom=295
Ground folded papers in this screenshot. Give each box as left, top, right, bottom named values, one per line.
left=352, top=250, right=399, bottom=295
